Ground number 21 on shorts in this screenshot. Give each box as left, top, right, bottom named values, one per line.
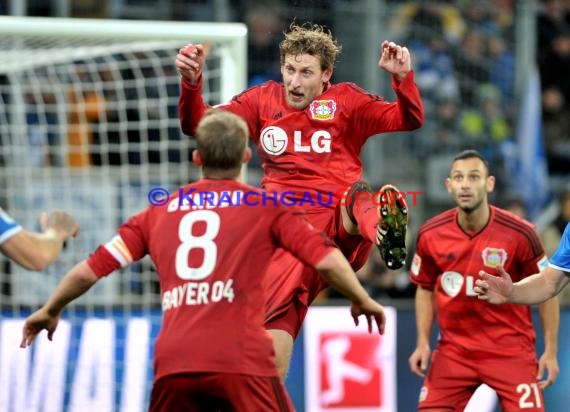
left=517, top=382, right=542, bottom=409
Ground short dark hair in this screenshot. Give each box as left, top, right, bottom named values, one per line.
left=195, top=110, right=248, bottom=170
left=451, top=149, right=490, bottom=176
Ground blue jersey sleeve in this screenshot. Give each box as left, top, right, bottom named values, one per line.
left=549, top=222, right=570, bottom=274
left=0, top=208, right=23, bottom=244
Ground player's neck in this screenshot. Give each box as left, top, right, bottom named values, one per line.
left=457, top=204, right=490, bottom=234
left=202, top=168, right=241, bottom=181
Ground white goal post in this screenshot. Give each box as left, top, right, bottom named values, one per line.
left=0, top=16, right=247, bottom=100
left=0, top=16, right=246, bottom=412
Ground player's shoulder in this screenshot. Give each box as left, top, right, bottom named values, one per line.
left=418, top=209, right=456, bottom=239
left=256, top=80, right=283, bottom=93
left=492, top=206, right=543, bottom=253
left=330, top=82, right=383, bottom=100
left=232, top=81, right=282, bottom=101
left=492, top=206, right=537, bottom=236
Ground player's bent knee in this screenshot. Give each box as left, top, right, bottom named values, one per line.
left=267, top=328, right=294, bottom=381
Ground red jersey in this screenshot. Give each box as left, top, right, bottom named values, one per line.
left=410, top=206, right=548, bottom=359
left=179, top=75, right=424, bottom=209
left=86, top=179, right=335, bottom=381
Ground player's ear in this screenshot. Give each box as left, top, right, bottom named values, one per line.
left=322, top=68, right=332, bottom=83
left=192, top=150, right=203, bottom=167
left=486, top=175, right=496, bottom=193
left=445, top=177, right=452, bottom=193
left=243, top=147, right=252, bottom=164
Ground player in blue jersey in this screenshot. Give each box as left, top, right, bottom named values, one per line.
left=0, top=208, right=78, bottom=270
left=476, top=222, right=570, bottom=303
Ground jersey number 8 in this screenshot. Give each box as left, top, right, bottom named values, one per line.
left=175, top=210, right=220, bottom=280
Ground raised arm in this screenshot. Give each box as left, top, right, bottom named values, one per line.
left=353, top=41, right=424, bottom=136
left=1, top=210, right=79, bottom=271
left=176, top=44, right=210, bottom=136
left=379, top=40, right=411, bottom=82
left=175, top=44, right=206, bottom=85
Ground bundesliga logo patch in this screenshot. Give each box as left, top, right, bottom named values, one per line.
left=310, top=100, right=336, bottom=120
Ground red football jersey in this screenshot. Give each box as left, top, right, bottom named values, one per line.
left=179, top=75, right=423, bottom=209
left=410, top=206, right=548, bottom=359
left=86, top=179, right=335, bottom=381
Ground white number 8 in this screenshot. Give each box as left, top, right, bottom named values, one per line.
left=175, top=210, right=220, bottom=280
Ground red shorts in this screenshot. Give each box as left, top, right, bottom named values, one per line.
left=264, top=205, right=373, bottom=338
left=149, top=372, right=294, bottom=412
left=418, top=347, right=544, bottom=411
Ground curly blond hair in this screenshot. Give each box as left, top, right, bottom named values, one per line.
left=279, top=23, right=342, bottom=71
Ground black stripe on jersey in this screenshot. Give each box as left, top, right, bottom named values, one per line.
left=417, top=212, right=455, bottom=240
left=270, top=377, right=291, bottom=411
left=345, top=82, right=384, bottom=102
left=494, top=214, right=543, bottom=257
left=231, top=81, right=279, bottom=104
left=264, top=299, right=294, bottom=324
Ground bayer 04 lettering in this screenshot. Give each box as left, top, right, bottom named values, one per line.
left=161, top=279, right=235, bottom=311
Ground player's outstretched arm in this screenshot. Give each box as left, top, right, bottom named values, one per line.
left=176, top=44, right=206, bottom=85
left=315, top=249, right=386, bottom=335
left=378, top=40, right=411, bottom=82
left=536, top=294, right=559, bottom=389
left=474, top=265, right=513, bottom=304
left=475, top=265, right=569, bottom=305
left=20, top=260, right=98, bottom=348
left=1, top=210, right=79, bottom=271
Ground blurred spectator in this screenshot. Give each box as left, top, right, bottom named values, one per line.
left=241, top=1, right=286, bottom=86
left=459, top=84, right=511, bottom=147
left=499, top=193, right=528, bottom=219
left=537, top=1, right=570, bottom=176
left=66, top=65, right=106, bottom=167
left=409, top=35, right=459, bottom=102
left=453, top=29, right=490, bottom=105
left=460, top=1, right=509, bottom=35
left=540, top=28, right=570, bottom=103
left=537, top=0, right=570, bottom=66
left=24, top=89, right=59, bottom=168
left=541, top=86, right=570, bottom=175
left=387, top=2, right=466, bottom=45
left=282, top=0, right=334, bottom=29
left=487, top=33, right=515, bottom=107
left=458, top=84, right=512, bottom=195
left=417, top=93, right=462, bottom=155
left=541, top=189, right=570, bottom=257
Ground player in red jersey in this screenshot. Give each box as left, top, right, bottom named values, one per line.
left=20, top=110, right=386, bottom=412
left=176, top=22, right=423, bottom=378
left=475, top=222, right=570, bottom=303
left=408, top=150, right=559, bottom=411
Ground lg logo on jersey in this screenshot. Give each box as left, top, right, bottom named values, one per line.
left=260, top=126, right=331, bottom=155
left=440, top=271, right=478, bottom=297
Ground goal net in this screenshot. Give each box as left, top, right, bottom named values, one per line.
left=0, top=16, right=246, bottom=411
